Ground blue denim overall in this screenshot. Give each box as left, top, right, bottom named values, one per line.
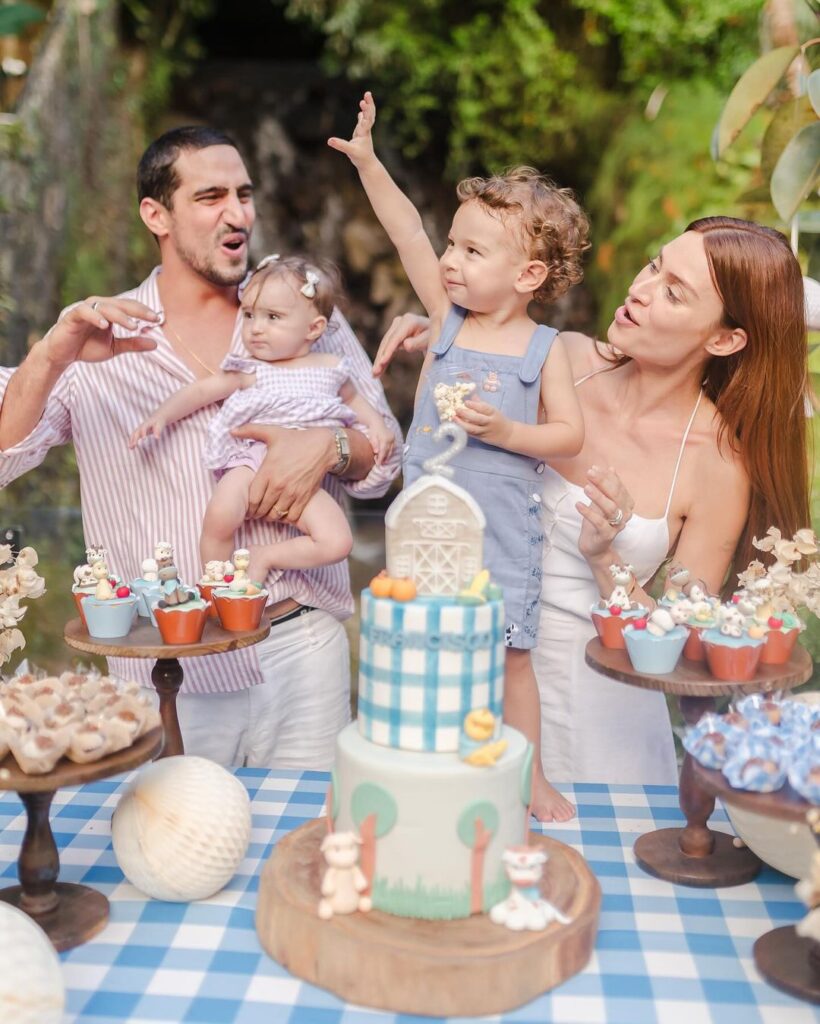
left=403, top=305, right=557, bottom=650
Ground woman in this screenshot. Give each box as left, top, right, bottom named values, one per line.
left=376, top=217, right=810, bottom=790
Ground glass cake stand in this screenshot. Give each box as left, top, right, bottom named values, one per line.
left=64, top=616, right=271, bottom=757
left=584, top=638, right=812, bottom=887
left=0, top=726, right=163, bottom=950
left=692, top=760, right=820, bottom=1004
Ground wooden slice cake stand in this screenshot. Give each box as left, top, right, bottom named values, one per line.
left=585, top=639, right=812, bottom=887
left=692, top=761, right=820, bottom=1004
left=0, top=726, right=162, bottom=951
left=256, top=818, right=600, bottom=1017
left=64, top=617, right=270, bottom=757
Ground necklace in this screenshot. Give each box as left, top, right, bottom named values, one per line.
left=163, top=320, right=218, bottom=377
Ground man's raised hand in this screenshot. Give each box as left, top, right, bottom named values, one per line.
left=43, top=297, right=160, bottom=370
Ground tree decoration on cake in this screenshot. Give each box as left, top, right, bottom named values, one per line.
left=351, top=782, right=398, bottom=895
left=457, top=801, right=499, bottom=914
left=385, top=424, right=484, bottom=596
left=0, top=545, right=45, bottom=665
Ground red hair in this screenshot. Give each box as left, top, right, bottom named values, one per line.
left=686, top=216, right=810, bottom=590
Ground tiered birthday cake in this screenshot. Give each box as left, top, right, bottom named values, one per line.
left=328, top=442, right=533, bottom=920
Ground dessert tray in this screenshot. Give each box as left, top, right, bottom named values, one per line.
left=585, top=638, right=812, bottom=886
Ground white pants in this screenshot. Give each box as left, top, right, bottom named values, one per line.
left=145, top=609, right=351, bottom=769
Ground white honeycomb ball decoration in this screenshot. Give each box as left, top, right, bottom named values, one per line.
left=111, top=755, right=252, bottom=901
left=0, top=902, right=64, bottom=1024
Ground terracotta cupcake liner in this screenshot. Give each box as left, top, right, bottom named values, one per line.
left=682, top=625, right=707, bottom=663
left=72, top=591, right=90, bottom=627
left=197, top=583, right=220, bottom=619
left=154, top=604, right=210, bottom=645
left=213, top=592, right=267, bottom=632
left=759, top=627, right=800, bottom=666
left=703, top=640, right=764, bottom=682
left=591, top=612, right=630, bottom=650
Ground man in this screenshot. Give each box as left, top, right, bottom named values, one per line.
left=0, top=126, right=402, bottom=768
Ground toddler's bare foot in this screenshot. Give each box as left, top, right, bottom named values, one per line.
left=530, top=775, right=575, bottom=823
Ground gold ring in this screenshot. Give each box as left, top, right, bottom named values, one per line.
left=90, top=300, right=100, bottom=312
left=273, top=506, right=288, bottom=518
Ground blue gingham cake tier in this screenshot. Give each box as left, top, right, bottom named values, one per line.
left=357, top=589, right=506, bottom=752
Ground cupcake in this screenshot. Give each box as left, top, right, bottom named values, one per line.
left=153, top=595, right=210, bottom=644
left=590, top=564, right=648, bottom=649
left=130, top=556, right=164, bottom=620
left=82, top=585, right=139, bottom=640
left=681, top=591, right=719, bottom=663
left=212, top=582, right=268, bottom=632
left=197, top=559, right=235, bottom=619
left=759, top=612, right=804, bottom=665
left=701, top=606, right=766, bottom=682
left=623, top=608, right=688, bottom=674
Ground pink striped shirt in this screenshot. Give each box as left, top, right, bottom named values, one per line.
left=0, top=267, right=401, bottom=693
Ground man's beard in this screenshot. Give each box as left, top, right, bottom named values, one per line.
left=174, top=235, right=248, bottom=287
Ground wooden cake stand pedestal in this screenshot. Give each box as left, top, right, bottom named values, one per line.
left=257, top=818, right=600, bottom=1016
left=585, top=639, right=812, bottom=887
left=0, top=726, right=163, bottom=951
left=64, top=617, right=270, bottom=758
left=692, top=761, right=820, bottom=1004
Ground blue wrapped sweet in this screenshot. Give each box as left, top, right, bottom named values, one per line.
left=683, top=714, right=734, bottom=769
left=722, top=735, right=787, bottom=793
left=787, top=754, right=820, bottom=803
left=735, top=693, right=784, bottom=728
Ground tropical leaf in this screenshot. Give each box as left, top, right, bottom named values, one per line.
left=761, top=95, right=817, bottom=182
left=810, top=69, right=820, bottom=118
left=770, top=122, right=820, bottom=223
left=0, top=3, right=44, bottom=37
left=715, top=45, right=800, bottom=158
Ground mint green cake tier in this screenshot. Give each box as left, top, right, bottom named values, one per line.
left=331, top=722, right=531, bottom=920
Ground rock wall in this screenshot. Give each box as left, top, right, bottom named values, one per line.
left=172, top=60, right=594, bottom=428
left=0, top=0, right=139, bottom=366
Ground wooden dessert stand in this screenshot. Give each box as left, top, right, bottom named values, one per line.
left=256, top=818, right=600, bottom=1016
left=692, top=761, right=820, bottom=1004
left=0, top=726, right=163, bottom=951
left=585, top=639, right=812, bottom=887
left=64, top=617, right=270, bottom=757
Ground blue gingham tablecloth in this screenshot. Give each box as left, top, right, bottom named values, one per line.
left=0, top=771, right=816, bottom=1024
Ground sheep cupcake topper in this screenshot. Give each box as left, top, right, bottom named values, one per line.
left=0, top=545, right=46, bottom=665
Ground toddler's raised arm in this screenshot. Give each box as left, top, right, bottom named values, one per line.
left=328, top=93, right=448, bottom=323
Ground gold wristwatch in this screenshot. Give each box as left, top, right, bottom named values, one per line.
left=330, top=428, right=351, bottom=476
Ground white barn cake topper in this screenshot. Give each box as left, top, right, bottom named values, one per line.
left=386, top=424, right=484, bottom=596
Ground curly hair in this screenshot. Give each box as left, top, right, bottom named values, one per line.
left=456, top=167, right=590, bottom=304
left=244, top=254, right=342, bottom=321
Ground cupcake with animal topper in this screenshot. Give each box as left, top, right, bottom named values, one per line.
left=589, top=563, right=648, bottom=649
left=622, top=605, right=688, bottom=674
left=129, top=541, right=172, bottom=622
left=152, top=553, right=210, bottom=644
left=211, top=549, right=268, bottom=632
left=197, top=558, right=235, bottom=619
left=700, top=600, right=767, bottom=682
left=81, top=558, right=139, bottom=640
left=71, top=544, right=121, bottom=626
left=680, top=580, right=720, bottom=662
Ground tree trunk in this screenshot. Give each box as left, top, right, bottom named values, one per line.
left=359, top=813, right=377, bottom=896
left=766, top=0, right=804, bottom=95
left=470, top=818, right=491, bottom=915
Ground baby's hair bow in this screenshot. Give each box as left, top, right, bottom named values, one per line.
left=301, top=270, right=320, bottom=298
left=256, top=253, right=280, bottom=270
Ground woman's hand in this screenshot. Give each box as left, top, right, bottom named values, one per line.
left=43, top=297, right=160, bottom=369
left=231, top=423, right=336, bottom=522
left=576, top=465, right=635, bottom=563
left=372, top=313, right=431, bottom=377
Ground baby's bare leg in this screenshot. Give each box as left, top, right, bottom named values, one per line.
left=247, top=489, right=353, bottom=582
left=200, top=468, right=254, bottom=565
left=503, top=648, right=576, bottom=823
